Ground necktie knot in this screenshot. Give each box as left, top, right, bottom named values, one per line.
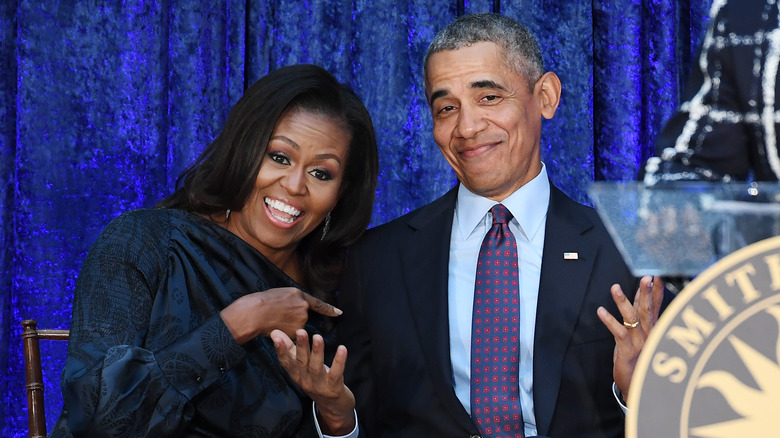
left=490, top=204, right=513, bottom=227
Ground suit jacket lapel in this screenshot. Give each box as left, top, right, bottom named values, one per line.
left=533, top=185, right=598, bottom=435
left=400, top=186, right=477, bottom=431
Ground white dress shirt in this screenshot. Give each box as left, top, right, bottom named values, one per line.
left=448, top=164, right=550, bottom=438
left=314, top=402, right=359, bottom=438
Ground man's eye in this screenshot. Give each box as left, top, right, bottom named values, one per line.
left=482, top=95, right=499, bottom=102
left=439, top=105, right=456, bottom=113
left=268, top=152, right=290, bottom=165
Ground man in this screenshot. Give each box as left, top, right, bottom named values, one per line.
left=338, top=13, right=665, bottom=438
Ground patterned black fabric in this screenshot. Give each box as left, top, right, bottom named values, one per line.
left=50, top=208, right=326, bottom=437
left=644, top=0, right=780, bottom=184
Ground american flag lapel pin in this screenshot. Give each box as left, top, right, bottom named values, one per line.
left=563, top=252, right=578, bottom=260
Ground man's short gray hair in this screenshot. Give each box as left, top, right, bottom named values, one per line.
left=423, top=13, right=544, bottom=91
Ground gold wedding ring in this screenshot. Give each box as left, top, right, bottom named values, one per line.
left=623, top=320, right=639, bottom=329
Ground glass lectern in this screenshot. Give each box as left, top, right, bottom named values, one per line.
left=587, top=181, right=780, bottom=277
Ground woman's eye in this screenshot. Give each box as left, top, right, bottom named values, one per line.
left=268, top=152, right=290, bottom=165
left=310, top=169, right=333, bottom=181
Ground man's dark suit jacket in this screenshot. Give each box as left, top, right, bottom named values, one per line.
left=338, top=183, right=639, bottom=438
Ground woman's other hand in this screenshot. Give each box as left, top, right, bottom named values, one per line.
left=271, top=329, right=356, bottom=435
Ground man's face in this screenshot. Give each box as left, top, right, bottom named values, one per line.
left=425, top=41, right=556, bottom=201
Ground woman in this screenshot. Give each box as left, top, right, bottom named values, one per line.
left=51, top=64, right=378, bottom=437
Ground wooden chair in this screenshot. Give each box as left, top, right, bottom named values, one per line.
left=21, top=319, right=70, bottom=438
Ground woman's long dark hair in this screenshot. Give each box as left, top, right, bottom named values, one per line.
left=157, top=64, right=378, bottom=297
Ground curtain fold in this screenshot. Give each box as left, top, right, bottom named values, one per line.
left=0, top=0, right=17, bottom=431
left=0, top=0, right=710, bottom=435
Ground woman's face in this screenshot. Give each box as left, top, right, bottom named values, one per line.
left=229, top=108, right=350, bottom=268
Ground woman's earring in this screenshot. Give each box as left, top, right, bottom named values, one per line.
left=321, top=212, right=331, bottom=240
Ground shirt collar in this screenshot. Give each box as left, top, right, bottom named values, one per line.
left=455, top=162, right=550, bottom=241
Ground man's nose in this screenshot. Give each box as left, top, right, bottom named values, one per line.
left=454, top=105, right=488, bottom=138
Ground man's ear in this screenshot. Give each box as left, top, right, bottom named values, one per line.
left=534, top=72, right=562, bottom=120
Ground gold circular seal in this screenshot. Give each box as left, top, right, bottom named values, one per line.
left=627, top=236, right=780, bottom=437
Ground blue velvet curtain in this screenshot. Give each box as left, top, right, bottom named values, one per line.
left=1, top=0, right=709, bottom=435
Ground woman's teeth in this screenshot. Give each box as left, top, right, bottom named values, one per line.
left=265, top=197, right=301, bottom=223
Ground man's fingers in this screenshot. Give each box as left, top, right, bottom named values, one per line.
left=651, top=276, right=664, bottom=324
left=597, top=306, right=627, bottom=339
left=611, top=284, right=639, bottom=328
left=637, top=277, right=654, bottom=332
left=302, top=293, right=343, bottom=317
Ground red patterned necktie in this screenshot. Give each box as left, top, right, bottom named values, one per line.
left=470, top=204, right=523, bottom=438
